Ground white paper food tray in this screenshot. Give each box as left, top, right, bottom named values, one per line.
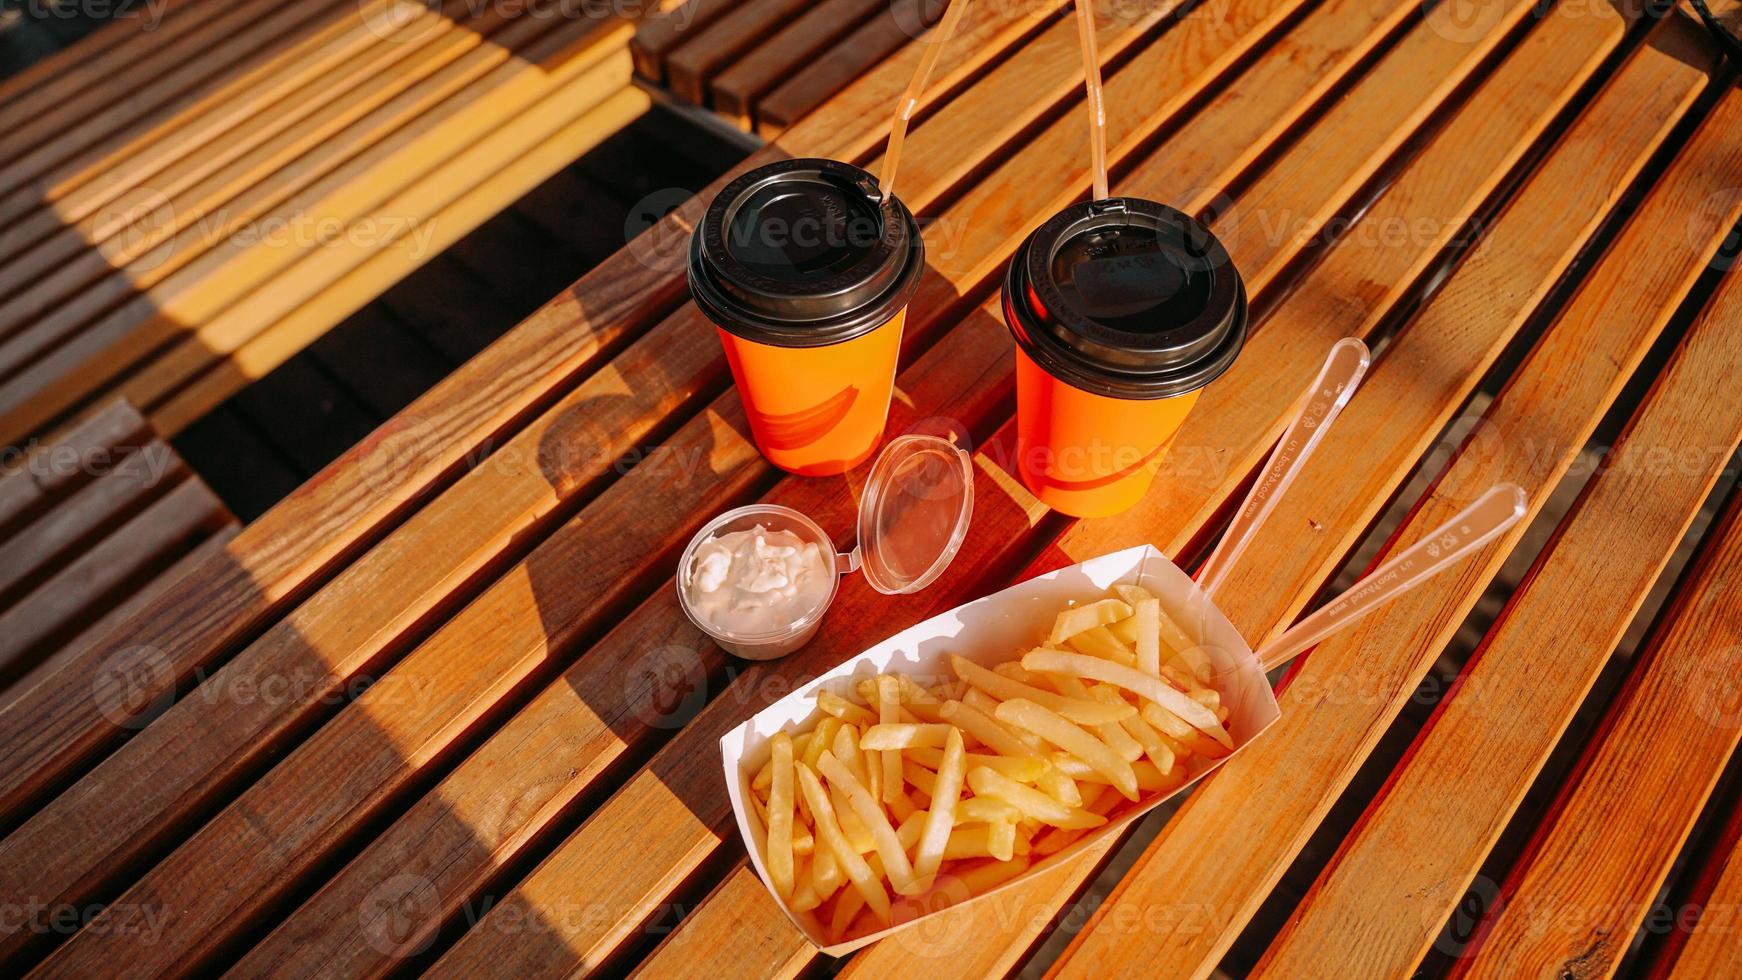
left=719, top=544, right=1282, bottom=956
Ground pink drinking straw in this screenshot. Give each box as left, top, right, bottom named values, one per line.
left=878, top=0, right=976, bottom=204
left=1073, top=0, right=1111, bottom=200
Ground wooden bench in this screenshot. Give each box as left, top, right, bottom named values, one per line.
left=0, top=398, right=235, bottom=710
left=1, top=0, right=1740, bottom=977
left=633, top=0, right=947, bottom=135
left=0, top=0, right=659, bottom=455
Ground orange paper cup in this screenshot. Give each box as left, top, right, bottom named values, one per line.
left=1003, top=198, right=1247, bottom=518
left=690, top=159, right=925, bottom=477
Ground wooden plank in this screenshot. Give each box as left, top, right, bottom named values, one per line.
left=648, top=2, right=1629, bottom=973
left=1448, top=380, right=1742, bottom=974
left=1, top=27, right=1091, bottom=956
left=0, top=474, right=229, bottom=691
left=0, top=0, right=542, bottom=367
left=710, top=0, right=887, bottom=129
left=0, top=0, right=489, bottom=284
left=1043, top=43, right=1731, bottom=980
left=108, top=51, right=638, bottom=429
left=664, top=0, right=814, bottom=105
left=0, top=440, right=184, bottom=610
left=0, top=526, right=239, bottom=717
left=146, top=88, right=653, bottom=434
left=0, top=0, right=1050, bottom=841
left=1650, top=760, right=1742, bottom=976
left=0, top=399, right=146, bottom=533
left=0, top=10, right=632, bottom=451
left=628, top=866, right=813, bottom=980
left=755, top=0, right=940, bottom=136
left=847, top=14, right=1701, bottom=975
left=28, top=260, right=1017, bottom=979
left=194, top=0, right=1316, bottom=953
left=0, top=0, right=352, bottom=216
left=631, top=0, right=743, bottom=82
left=407, top=0, right=1491, bottom=965
left=0, top=0, right=209, bottom=127
left=1252, top=102, right=1742, bottom=980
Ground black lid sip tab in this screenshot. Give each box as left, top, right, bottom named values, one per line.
left=689, top=158, right=926, bottom=348
left=1003, top=197, right=1249, bottom=399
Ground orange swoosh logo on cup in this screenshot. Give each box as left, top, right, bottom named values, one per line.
left=1027, top=438, right=1173, bottom=492
left=754, top=387, right=860, bottom=451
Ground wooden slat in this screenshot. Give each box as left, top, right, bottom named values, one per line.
left=29, top=270, right=1018, bottom=979
left=0, top=0, right=522, bottom=360
left=416, top=0, right=1518, bottom=966
left=0, top=440, right=184, bottom=610
left=664, top=0, right=814, bottom=105
left=207, top=0, right=1322, bottom=965
left=0, top=0, right=484, bottom=282
left=631, top=0, right=744, bottom=81
left=1253, top=95, right=1742, bottom=980
left=0, top=0, right=1067, bottom=961
left=0, top=8, right=626, bottom=446
left=104, top=51, right=638, bottom=428
left=755, top=0, right=939, bottom=136
left=0, top=399, right=147, bottom=537
left=628, top=867, right=813, bottom=980
left=1043, top=43, right=1730, bottom=980
left=0, top=0, right=209, bottom=127
left=0, top=526, right=238, bottom=717
left=0, top=0, right=1047, bottom=863
left=710, top=0, right=887, bottom=129
left=1650, top=756, right=1742, bottom=975
left=140, top=88, right=655, bottom=436
left=650, top=2, right=1632, bottom=973
left=0, top=471, right=228, bottom=691
left=0, top=0, right=352, bottom=219
left=1449, top=372, right=1742, bottom=975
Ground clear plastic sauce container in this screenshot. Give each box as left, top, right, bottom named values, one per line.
left=676, top=433, right=973, bottom=659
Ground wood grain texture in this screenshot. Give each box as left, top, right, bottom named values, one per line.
left=629, top=865, right=813, bottom=980
left=0, top=439, right=183, bottom=609
left=0, top=0, right=1102, bottom=953
left=1453, top=498, right=1742, bottom=976
left=0, top=0, right=1043, bottom=853
left=0, top=0, right=350, bottom=220
left=0, top=526, right=238, bottom=717
left=35, top=284, right=1016, bottom=980
left=1254, top=84, right=1742, bottom=980
left=709, top=0, right=887, bottom=129
left=755, top=0, right=938, bottom=135
left=1044, top=31, right=1722, bottom=979
left=0, top=0, right=209, bottom=129
left=109, top=49, right=636, bottom=423
left=416, top=0, right=1468, bottom=964
left=0, top=0, right=489, bottom=288
left=142, top=88, right=655, bottom=436
left=1649, top=743, right=1742, bottom=977
left=0, top=472, right=226, bottom=690
left=631, top=0, right=742, bottom=81
left=0, top=10, right=630, bottom=448
left=0, top=399, right=146, bottom=537
left=231, top=307, right=1011, bottom=980
left=662, top=0, right=813, bottom=105
left=672, top=1, right=1619, bottom=973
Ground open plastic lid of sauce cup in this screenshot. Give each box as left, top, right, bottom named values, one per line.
left=676, top=433, right=974, bottom=660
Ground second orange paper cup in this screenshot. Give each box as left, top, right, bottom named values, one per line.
left=1003, top=198, right=1248, bottom=518
left=690, top=158, right=925, bottom=477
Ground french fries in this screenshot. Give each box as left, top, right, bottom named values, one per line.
left=741, top=584, right=1235, bottom=944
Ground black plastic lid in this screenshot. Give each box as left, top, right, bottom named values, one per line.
left=689, top=158, right=926, bottom=348
left=1003, top=197, right=1248, bottom=400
